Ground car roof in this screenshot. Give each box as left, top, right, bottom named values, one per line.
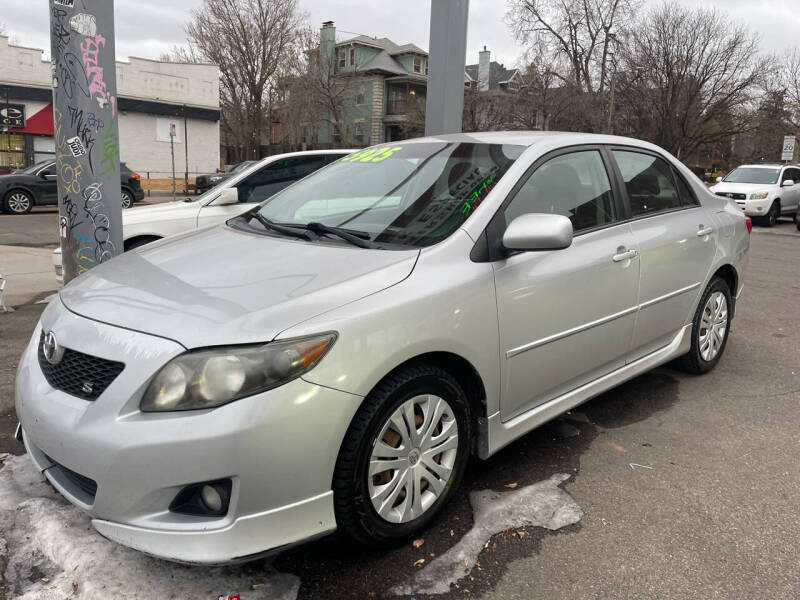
left=398, top=130, right=675, bottom=152
left=733, top=164, right=785, bottom=169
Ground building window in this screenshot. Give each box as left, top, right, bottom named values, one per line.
left=356, top=85, right=365, bottom=105
left=0, top=133, right=25, bottom=170
left=349, top=47, right=355, bottom=66
left=413, top=56, right=422, bottom=74
left=354, top=122, right=365, bottom=144
left=337, top=49, right=346, bottom=69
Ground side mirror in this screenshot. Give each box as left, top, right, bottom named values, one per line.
left=782, top=179, right=794, bottom=187
left=43, top=174, right=58, bottom=181
left=502, top=213, right=573, bottom=252
left=715, top=176, right=723, bottom=183
left=213, top=187, right=238, bottom=206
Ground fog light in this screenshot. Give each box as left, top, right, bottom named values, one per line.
left=201, top=484, right=223, bottom=512
left=169, top=479, right=232, bottom=517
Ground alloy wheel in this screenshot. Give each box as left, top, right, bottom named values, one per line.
left=121, top=191, right=133, bottom=209
left=7, top=192, right=31, bottom=214
left=368, top=394, right=459, bottom=524
left=698, top=291, right=728, bottom=362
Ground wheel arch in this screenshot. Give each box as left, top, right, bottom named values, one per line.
left=365, top=351, right=488, bottom=457
left=711, top=263, right=738, bottom=318
left=123, top=234, right=162, bottom=251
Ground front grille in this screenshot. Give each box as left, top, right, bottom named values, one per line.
left=715, top=192, right=746, bottom=200
left=45, top=454, right=98, bottom=500
left=38, top=333, right=125, bottom=400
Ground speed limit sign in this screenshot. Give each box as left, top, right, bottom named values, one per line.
left=781, top=135, right=796, bottom=161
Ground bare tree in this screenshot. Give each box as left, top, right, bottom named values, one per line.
left=181, top=0, right=304, bottom=160
left=777, top=47, right=800, bottom=130
left=615, top=3, right=768, bottom=160
left=507, top=0, right=638, bottom=95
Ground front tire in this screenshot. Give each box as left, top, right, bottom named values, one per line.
left=3, top=190, right=33, bottom=215
left=333, top=364, right=471, bottom=547
left=676, top=277, right=732, bottom=374
left=763, top=201, right=780, bottom=227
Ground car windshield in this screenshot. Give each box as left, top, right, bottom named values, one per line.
left=255, top=142, right=523, bottom=248
left=230, top=161, right=254, bottom=174
left=723, top=167, right=780, bottom=184
left=18, top=161, right=52, bottom=175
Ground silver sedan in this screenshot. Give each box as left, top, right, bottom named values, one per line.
left=15, top=132, right=749, bottom=563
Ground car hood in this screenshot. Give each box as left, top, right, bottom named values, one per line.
left=122, top=199, right=201, bottom=223
left=710, top=182, right=773, bottom=194
left=59, top=225, right=420, bottom=348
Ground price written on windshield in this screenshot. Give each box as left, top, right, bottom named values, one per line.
left=342, top=146, right=403, bottom=163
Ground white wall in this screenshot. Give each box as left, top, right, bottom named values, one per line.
left=117, top=111, right=220, bottom=175
left=0, top=36, right=219, bottom=109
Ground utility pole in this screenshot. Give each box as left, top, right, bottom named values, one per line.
left=50, top=0, right=122, bottom=283
left=169, top=123, right=176, bottom=201
left=183, top=104, right=188, bottom=194
left=425, top=0, right=470, bottom=136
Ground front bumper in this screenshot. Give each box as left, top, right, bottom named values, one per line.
left=15, top=298, right=363, bottom=563
left=733, top=197, right=771, bottom=216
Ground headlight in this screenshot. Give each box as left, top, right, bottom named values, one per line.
left=749, top=192, right=769, bottom=199
left=140, top=333, right=336, bottom=412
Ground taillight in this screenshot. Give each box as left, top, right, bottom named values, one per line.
left=745, top=217, right=752, bottom=234
left=130, top=172, right=141, bottom=181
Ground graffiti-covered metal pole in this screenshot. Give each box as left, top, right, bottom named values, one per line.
left=50, top=0, right=122, bottom=284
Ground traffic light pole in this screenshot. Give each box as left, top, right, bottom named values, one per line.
left=49, top=0, right=123, bottom=284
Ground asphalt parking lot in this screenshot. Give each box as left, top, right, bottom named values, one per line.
left=0, top=220, right=798, bottom=599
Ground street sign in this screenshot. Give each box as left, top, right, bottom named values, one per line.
left=781, top=135, right=796, bottom=161
left=169, top=123, right=176, bottom=137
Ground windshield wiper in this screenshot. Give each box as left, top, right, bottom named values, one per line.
left=301, top=222, right=377, bottom=249
left=248, top=212, right=315, bottom=240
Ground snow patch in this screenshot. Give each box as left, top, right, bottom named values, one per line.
left=0, top=454, right=300, bottom=600
left=390, top=473, right=582, bottom=596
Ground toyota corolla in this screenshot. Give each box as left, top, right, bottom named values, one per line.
left=15, top=132, right=749, bottom=564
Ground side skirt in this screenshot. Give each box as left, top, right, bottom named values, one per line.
left=481, top=324, right=692, bottom=459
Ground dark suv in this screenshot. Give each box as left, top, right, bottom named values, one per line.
left=0, top=160, right=145, bottom=214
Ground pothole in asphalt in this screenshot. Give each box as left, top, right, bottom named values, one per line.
left=0, top=454, right=299, bottom=600
left=389, top=473, right=582, bottom=596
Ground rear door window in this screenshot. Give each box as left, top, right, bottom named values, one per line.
left=613, top=151, right=681, bottom=216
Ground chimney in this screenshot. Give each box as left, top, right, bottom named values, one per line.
left=478, top=46, right=490, bottom=92
left=320, top=21, right=336, bottom=83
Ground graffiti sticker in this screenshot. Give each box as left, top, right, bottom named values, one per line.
left=54, top=0, right=75, bottom=6
left=70, top=13, right=97, bottom=37
left=66, top=136, right=87, bottom=157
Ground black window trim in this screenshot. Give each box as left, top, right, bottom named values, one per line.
left=471, top=143, right=627, bottom=262
left=605, top=144, right=703, bottom=222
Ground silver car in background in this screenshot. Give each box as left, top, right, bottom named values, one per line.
left=15, top=132, right=749, bottom=564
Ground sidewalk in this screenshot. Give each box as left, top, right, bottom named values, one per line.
left=0, top=245, right=60, bottom=310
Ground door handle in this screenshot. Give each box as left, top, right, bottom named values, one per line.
left=697, top=226, right=713, bottom=237
left=612, top=248, right=638, bottom=262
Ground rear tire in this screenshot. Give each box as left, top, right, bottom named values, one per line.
left=675, top=277, right=732, bottom=374
left=333, top=363, right=471, bottom=547
left=3, top=190, right=33, bottom=215
left=121, top=189, right=134, bottom=209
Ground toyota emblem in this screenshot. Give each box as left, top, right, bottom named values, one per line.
left=42, top=331, right=64, bottom=365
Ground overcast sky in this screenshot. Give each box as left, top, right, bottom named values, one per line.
left=2, top=0, right=799, bottom=67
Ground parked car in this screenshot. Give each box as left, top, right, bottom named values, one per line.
left=710, top=163, right=800, bottom=226
left=16, top=132, right=749, bottom=564
left=51, top=150, right=351, bottom=281
left=0, top=160, right=144, bottom=214
left=194, top=161, right=257, bottom=194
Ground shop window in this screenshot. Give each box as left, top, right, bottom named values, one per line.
left=0, top=133, right=25, bottom=170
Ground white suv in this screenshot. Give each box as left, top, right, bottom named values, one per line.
left=710, top=163, right=800, bottom=226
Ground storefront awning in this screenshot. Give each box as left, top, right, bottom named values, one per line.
left=10, top=103, right=54, bottom=136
